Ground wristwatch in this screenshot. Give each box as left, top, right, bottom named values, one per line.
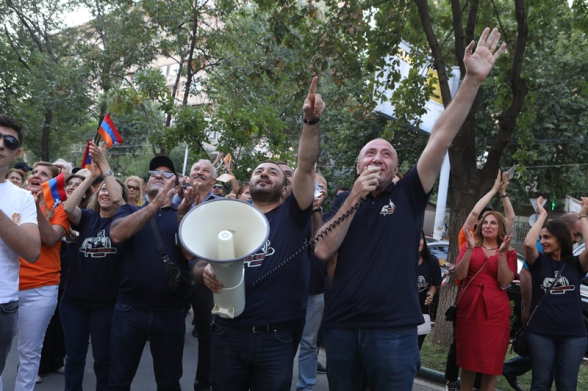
left=104, top=170, right=114, bottom=177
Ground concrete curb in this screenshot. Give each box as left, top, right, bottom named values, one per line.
left=417, top=367, right=504, bottom=391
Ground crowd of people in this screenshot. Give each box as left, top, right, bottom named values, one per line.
left=0, top=26, right=586, bottom=391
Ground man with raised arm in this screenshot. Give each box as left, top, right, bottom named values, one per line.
left=0, top=115, right=40, bottom=380
left=314, top=28, right=507, bottom=391
left=196, top=77, right=323, bottom=391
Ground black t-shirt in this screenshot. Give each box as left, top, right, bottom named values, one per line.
left=417, top=254, right=442, bottom=314
left=62, top=209, right=123, bottom=309
left=113, top=204, right=187, bottom=312
left=323, top=167, right=430, bottom=328
left=528, top=253, right=587, bottom=337
left=215, top=194, right=312, bottom=326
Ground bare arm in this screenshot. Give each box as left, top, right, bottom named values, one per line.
left=499, top=172, right=515, bottom=232
left=524, top=196, right=546, bottom=266
left=110, top=177, right=176, bottom=244
left=519, top=267, right=532, bottom=323
left=463, top=170, right=501, bottom=230
left=64, top=160, right=103, bottom=225
left=454, top=225, right=475, bottom=280
left=36, top=200, right=66, bottom=247
left=0, top=211, right=40, bottom=263
left=578, top=197, right=588, bottom=271
left=497, top=234, right=515, bottom=287
left=417, top=28, right=507, bottom=193
left=91, top=142, right=124, bottom=207
left=293, top=76, right=324, bottom=210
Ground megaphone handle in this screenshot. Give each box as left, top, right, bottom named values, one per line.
left=249, top=200, right=363, bottom=288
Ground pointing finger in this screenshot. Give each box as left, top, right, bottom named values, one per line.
left=308, top=76, right=318, bottom=97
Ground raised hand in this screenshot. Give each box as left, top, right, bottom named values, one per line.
left=464, top=224, right=476, bottom=249
left=464, top=27, right=507, bottom=83
left=302, top=76, right=325, bottom=121
left=350, top=166, right=380, bottom=202
left=499, top=232, right=513, bottom=253
left=536, top=196, right=547, bottom=216
left=499, top=171, right=510, bottom=193
left=492, top=169, right=502, bottom=192
left=580, top=197, right=588, bottom=217
left=152, top=176, right=177, bottom=209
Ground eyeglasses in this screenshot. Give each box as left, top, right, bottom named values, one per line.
left=127, top=185, right=140, bottom=191
left=149, top=170, right=175, bottom=179
left=212, top=185, right=223, bottom=189
left=0, top=133, right=19, bottom=151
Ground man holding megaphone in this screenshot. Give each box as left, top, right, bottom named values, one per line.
left=194, top=76, right=324, bottom=391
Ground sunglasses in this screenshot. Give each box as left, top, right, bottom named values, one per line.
left=127, top=185, right=140, bottom=191
left=0, top=133, right=19, bottom=151
left=148, top=170, right=175, bottom=179
left=212, top=185, right=223, bottom=189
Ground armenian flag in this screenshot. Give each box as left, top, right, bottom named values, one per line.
left=80, top=139, right=92, bottom=169
left=97, top=114, right=123, bottom=148
left=41, top=173, right=67, bottom=210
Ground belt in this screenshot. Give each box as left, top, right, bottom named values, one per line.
left=212, top=321, right=296, bottom=333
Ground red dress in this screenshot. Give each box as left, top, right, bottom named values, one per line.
left=455, top=244, right=517, bottom=375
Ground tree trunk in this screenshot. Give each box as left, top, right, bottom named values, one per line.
left=41, top=110, right=53, bottom=161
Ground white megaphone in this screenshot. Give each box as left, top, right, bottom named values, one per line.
left=179, top=199, right=269, bottom=319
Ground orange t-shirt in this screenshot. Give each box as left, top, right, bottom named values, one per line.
left=19, top=204, right=70, bottom=290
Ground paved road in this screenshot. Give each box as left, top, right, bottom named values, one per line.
left=0, top=314, right=443, bottom=390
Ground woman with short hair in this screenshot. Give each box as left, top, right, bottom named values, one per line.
left=5, top=168, right=25, bottom=187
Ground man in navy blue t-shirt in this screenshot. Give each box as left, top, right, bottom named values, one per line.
left=195, top=77, right=324, bottom=391
left=108, top=155, right=192, bottom=390
left=314, top=28, right=507, bottom=391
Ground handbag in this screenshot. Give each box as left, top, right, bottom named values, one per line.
left=511, top=262, right=567, bottom=356
left=150, top=219, right=195, bottom=299
left=445, top=255, right=489, bottom=323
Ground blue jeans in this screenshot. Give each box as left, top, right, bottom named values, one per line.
left=323, top=326, right=420, bottom=391
left=296, top=294, right=324, bottom=391
left=0, top=301, right=18, bottom=377
left=60, top=301, right=114, bottom=391
left=502, top=354, right=532, bottom=379
left=210, top=323, right=297, bottom=391
left=107, top=303, right=186, bottom=391
left=528, top=331, right=587, bottom=391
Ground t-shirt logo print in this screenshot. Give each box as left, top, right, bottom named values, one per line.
left=541, top=271, right=575, bottom=295
left=243, top=240, right=275, bottom=268
left=79, top=229, right=118, bottom=258
left=380, top=199, right=396, bottom=216
left=11, top=213, right=21, bottom=224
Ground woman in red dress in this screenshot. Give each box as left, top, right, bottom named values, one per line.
left=454, top=211, right=517, bottom=391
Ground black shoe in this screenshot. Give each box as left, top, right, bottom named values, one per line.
left=317, top=361, right=327, bottom=374
left=504, top=375, right=523, bottom=391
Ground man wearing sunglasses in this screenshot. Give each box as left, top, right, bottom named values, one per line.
left=0, top=114, right=41, bottom=380
left=109, top=155, right=193, bottom=390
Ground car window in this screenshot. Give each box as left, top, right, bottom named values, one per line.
left=429, top=245, right=448, bottom=261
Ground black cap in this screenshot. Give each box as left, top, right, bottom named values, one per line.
left=149, top=155, right=176, bottom=174
left=14, top=161, right=32, bottom=171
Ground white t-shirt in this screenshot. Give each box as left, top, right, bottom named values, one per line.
left=0, top=181, right=37, bottom=303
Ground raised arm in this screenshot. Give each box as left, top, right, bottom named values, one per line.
left=63, top=174, right=95, bottom=226
left=523, top=196, right=547, bottom=266
left=462, top=170, right=501, bottom=231
left=578, top=197, right=588, bottom=271
left=91, top=142, right=124, bottom=207
left=417, top=28, right=507, bottom=193
left=110, top=177, right=176, bottom=244
left=35, top=195, right=67, bottom=247
left=499, top=172, right=515, bottom=232
left=292, top=76, right=324, bottom=210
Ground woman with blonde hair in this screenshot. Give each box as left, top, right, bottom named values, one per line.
left=454, top=210, right=517, bottom=391
left=125, top=176, right=144, bottom=206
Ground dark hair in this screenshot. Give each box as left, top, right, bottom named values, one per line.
left=86, top=178, right=129, bottom=213
left=336, top=185, right=351, bottom=193
left=255, top=160, right=288, bottom=187
left=419, top=230, right=433, bottom=264
left=0, top=114, right=24, bottom=144
left=542, top=220, right=574, bottom=259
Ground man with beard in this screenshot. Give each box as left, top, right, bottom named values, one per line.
left=314, top=27, right=507, bottom=391
left=195, top=77, right=323, bottom=391
left=108, top=156, right=192, bottom=390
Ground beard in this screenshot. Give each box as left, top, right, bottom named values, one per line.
left=249, top=181, right=283, bottom=203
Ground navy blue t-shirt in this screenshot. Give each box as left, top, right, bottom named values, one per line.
left=307, top=219, right=327, bottom=296
left=62, top=209, right=123, bottom=309
left=417, top=254, right=442, bottom=314
left=113, top=203, right=187, bottom=312
left=215, top=194, right=312, bottom=326
left=322, top=167, right=429, bottom=328
left=528, top=253, right=587, bottom=337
